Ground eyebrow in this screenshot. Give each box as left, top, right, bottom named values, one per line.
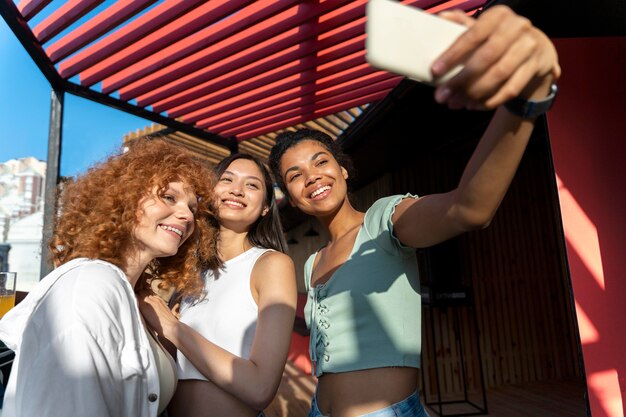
left=284, top=151, right=329, bottom=176
left=222, top=170, right=263, bottom=183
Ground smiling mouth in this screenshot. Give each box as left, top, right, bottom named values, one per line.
left=222, top=199, right=245, bottom=208
left=159, top=224, right=184, bottom=238
left=310, top=185, right=331, bottom=199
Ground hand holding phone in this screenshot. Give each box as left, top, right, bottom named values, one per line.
left=365, top=0, right=467, bottom=86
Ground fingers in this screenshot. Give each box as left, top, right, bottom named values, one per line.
left=432, top=5, right=559, bottom=110
left=432, top=7, right=502, bottom=78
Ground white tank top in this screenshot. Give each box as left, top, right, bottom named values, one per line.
left=177, top=246, right=272, bottom=380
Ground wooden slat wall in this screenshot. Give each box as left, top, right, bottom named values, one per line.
left=285, top=145, right=581, bottom=394
left=391, top=147, right=580, bottom=392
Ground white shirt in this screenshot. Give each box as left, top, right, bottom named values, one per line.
left=0, top=258, right=161, bottom=417
left=177, top=247, right=271, bottom=380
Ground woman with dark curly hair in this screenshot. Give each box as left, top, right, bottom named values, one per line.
left=0, top=139, right=220, bottom=417
left=268, top=6, right=560, bottom=416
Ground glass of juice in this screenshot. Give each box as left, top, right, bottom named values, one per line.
left=0, top=272, right=17, bottom=318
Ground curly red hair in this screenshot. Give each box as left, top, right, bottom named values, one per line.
left=50, top=139, right=219, bottom=297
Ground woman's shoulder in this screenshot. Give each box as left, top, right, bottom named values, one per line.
left=366, top=194, right=416, bottom=215
left=61, top=259, right=126, bottom=285
left=55, top=259, right=131, bottom=303
left=254, top=250, right=294, bottom=270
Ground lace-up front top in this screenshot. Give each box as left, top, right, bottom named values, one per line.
left=304, top=195, right=422, bottom=377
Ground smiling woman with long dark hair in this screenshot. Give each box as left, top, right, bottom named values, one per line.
left=139, top=153, right=297, bottom=417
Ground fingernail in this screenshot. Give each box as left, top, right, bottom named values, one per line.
left=435, top=86, right=452, bottom=103
left=432, top=61, right=447, bottom=76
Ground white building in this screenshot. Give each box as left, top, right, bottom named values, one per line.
left=0, top=157, right=45, bottom=287
left=6, top=211, right=43, bottom=291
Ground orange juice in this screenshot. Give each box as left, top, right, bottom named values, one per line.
left=0, top=293, right=16, bottom=317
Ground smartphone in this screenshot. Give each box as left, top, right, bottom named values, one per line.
left=365, top=0, right=467, bottom=85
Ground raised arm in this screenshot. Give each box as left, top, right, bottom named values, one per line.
left=139, top=251, right=297, bottom=411
left=393, top=6, right=560, bottom=248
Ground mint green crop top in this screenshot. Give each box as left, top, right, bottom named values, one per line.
left=304, top=194, right=422, bottom=377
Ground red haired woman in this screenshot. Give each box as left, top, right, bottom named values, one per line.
left=0, top=140, right=219, bottom=417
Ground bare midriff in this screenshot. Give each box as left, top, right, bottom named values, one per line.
left=168, top=379, right=259, bottom=417
left=316, top=367, right=420, bottom=417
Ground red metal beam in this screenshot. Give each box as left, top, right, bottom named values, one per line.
left=221, top=85, right=392, bottom=137
left=79, top=0, right=255, bottom=87
left=207, top=73, right=397, bottom=131
left=58, top=0, right=206, bottom=79
left=206, top=76, right=400, bottom=133
left=234, top=90, right=389, bottom=141
left=147, top=28, right=365, bottom=114
left=100, top=0, right=299, bottom=94
left=33, top=0, right=102, bottom=44
left=184, top=61, right=380, bottom=128
left=17, top=0, right=51, bottom=21
left=181, top=49, right=389, bottom=129
left=121, top=0, right=464, bottom=105
left=116, top=0, right=360, bottom=101
left=174, top=50, right=369, bottom=123
left=429, top=0, right=486, bottom=13
left=134, top=19, right=364, bottom=108
left=46, top=0, right=158, bottom=63
left=138, top=30, right=314, bottom=108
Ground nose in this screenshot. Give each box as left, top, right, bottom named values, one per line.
left=305, top=171, right=321, bottom=187
left=176, top=204, right=194, bottom=224
left=228, top=182, right=244, bottom=196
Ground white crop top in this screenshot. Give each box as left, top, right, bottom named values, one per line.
left=177, top=246, right=272, bottom=380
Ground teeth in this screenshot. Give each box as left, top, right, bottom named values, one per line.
left=160, top=225, right=183, bottom=237
left=224, top=200, right=244, bottom=208
left=311, top=186, right=331, bottom=198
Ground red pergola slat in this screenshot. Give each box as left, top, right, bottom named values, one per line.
left=32, top=0, right=102, bottom=44
left=46, top=0, right=158, bottom=63
left=4, top=0, right=488, bottom=144
left=218, top=85, right=393, bottom=137
left=17, top=0, right=50, bottom=21
left=167, top=40, right=380, bottom=128
left=207, top=76, right=400, bottom=133
left=235, top=90, right=390, bottom=141
left=100, top=0, right=300, bottom=95
left=177, top=51, right=370, bottom=124
left=79, top=0, right=258, bottom=87
left=148, top=28, right=365, bottom=115
left=58, top=0, right=207, bottom=79
left=188, top=62, right=383, bottom=127
left=116, top=0, right=358, bottom=102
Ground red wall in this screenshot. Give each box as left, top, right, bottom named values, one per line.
left=548, top=37, right=626, bottom=417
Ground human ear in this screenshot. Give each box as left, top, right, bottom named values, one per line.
left=341, top=166, right=349, bottom=180
left=262, top=206, right=269, bottom=216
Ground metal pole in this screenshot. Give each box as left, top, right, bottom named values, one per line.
left=40, top=88, right=64, bottom=279
left=227, top=137, right=239, bottom=155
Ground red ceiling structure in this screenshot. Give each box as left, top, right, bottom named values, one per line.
left=1, top=0, right=488, bottom=275
left=2, top=0, right=487, bottom=146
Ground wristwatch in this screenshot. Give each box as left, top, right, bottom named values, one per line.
left=503, top=83, right=558, bottom=119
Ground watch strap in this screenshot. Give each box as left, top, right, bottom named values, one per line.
left=503, top=83, right=558, bottom=119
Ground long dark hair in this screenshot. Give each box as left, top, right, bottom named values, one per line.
left=213, top=153, right=287, bottom=253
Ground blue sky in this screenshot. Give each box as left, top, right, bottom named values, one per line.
left=0, top=16, right=151, bottom=177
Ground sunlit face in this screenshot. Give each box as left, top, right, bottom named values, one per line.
left=132, top=182, right=197, bottom=261
left=279, top=140, right=349, bottom=217
left=213, top=158, right=268, bottom=232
